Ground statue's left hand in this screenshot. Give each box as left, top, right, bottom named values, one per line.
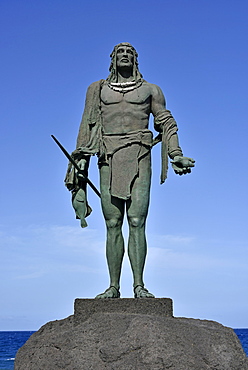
left=171, top=156, right=195, bottom=175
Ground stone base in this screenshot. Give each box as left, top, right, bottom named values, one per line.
left=74, top=297, right=173, bottom=324
left=15, top=298, right=248, bottom=370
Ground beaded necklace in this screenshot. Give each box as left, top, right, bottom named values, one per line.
left=107, top=80, right=143, bottom=94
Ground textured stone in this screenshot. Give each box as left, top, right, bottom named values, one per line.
left=15, top=299, right=248, bottom=370
left=74, top=298, right=173, bottom=324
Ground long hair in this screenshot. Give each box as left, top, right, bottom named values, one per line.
left=106, top=42, right=143, bottom=83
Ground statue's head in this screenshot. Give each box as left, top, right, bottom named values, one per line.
left=107, top=42, right=143, bottom=83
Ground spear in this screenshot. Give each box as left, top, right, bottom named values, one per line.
left=51, top=135, right=101, bottom=198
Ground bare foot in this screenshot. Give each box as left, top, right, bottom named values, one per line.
left=95, top=286, right=120, bottom=299
left=134, top=285, right=155, bottom=298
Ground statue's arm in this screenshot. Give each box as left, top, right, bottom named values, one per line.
left=150, top=83, right=182, bottom=158
left=150, top=84, right=195, bottom=176
left=150, top=83, right=167, bottom=118
left=72, top=80, right=103, bottom=169
left=66, top=82, right=98, bottom=190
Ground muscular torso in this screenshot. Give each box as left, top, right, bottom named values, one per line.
left=101, top=81, right=152, bottom=134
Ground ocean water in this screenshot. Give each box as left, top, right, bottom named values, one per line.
left=234, top=328, right=248, bottom=356
left=0, top=329, right=247, bottom=369
left=0, top=331, right=35, bottom=370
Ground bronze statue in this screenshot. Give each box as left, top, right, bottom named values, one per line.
left=65, top=42, right=195, bottom=298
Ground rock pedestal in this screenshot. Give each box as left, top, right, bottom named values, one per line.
left=15, top=298, right=248, bottom=370
left=74, top=297, right=173, bottom=324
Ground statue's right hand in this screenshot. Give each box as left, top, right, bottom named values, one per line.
left=71, top=148, right=82, bottom=159
left=76, top=159, right=87, bottom=181
left=77, top=158, right=87, bottom=170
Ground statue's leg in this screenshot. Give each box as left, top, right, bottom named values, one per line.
left=95, top=164, right=125, bottom=299
left=126, top=153, right=155, bottom=298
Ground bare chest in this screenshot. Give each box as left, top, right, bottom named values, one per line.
left=100, top=83, right=151, bottom=133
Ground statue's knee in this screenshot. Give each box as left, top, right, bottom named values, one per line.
left=128, top=217, right=144, bottom=228
left=106, top=218, right=122, bottom=229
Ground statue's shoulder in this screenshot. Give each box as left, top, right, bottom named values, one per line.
left=87, top=79, right=106, bottom=92
left=84, top=80, right=106, bottom=109
left=143, top=81, right=163, bottom=93
left=141, top=81, right=163, bottom=95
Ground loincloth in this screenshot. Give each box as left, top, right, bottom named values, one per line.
left=102, top=130, right=153, bottom=200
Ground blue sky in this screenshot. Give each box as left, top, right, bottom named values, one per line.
left=1, top=0, right=248, bottom=330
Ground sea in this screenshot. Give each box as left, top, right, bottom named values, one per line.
left=0, top=329, right=247, bottom=369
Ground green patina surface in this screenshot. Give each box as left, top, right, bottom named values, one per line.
left=65, top=43, right=195, bottom=298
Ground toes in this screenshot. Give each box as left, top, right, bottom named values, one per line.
left=134, top=285, right=155, bottom=298
left=95, top=286, right=120, bottom=299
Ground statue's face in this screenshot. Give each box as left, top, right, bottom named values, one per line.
left=116, top=45, right=134, bottom=70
